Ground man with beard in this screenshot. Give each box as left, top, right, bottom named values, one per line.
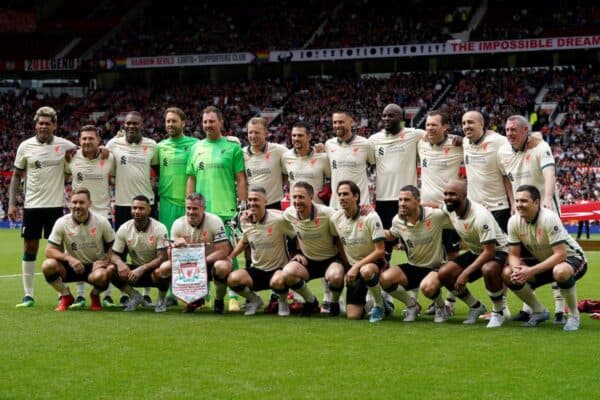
left=41, top=188, right=115, bottom=311
left=438, top=180, right=510, bottom=328
left=107, top=111, right=158, bottom=307
left=111, top=195, right=170, bottom=312
left=380, top=185, right=451, bottom=323
left=282, top=121, right=330, bottom=205
left=504, top=185, right=587, bottom=331
left=9, top=106, right=77, bottom=308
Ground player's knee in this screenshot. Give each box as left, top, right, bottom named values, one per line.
left=41, top=259, right=58, bottom=274
left=227, top=270, right=244, bottom=287
left=214, top=260, right=232, bottom=277
left=379, top=269, right=395, bottom=289
left=481, top=261, right=500, bottom=277
left=359, top=264, right=377, bottom=279
left=553, top=264, right=572, bottom=282
left=420, top=281, right=438, bottom=297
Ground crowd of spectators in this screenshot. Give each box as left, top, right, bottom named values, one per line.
left=471, top=0, right=599, bottom=41
left=1, top=67, right=598, bottom=219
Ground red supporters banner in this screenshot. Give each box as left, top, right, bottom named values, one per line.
left=0, top=9, right=36, bottom=32
left=560, top=202, right=600, bottom=221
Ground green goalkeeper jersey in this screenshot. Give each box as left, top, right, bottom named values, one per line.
left=157, top=135, right=199, bottom=206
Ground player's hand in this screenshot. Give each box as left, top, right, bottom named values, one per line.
left=359, top=204, right=374, bottom=216
left=314, top=143, right=325, bottom=153
left=291, top=254, right=308, bottom=266
left=65, top=148, right=76, bottom=162
left=128, top=266, right=145, bottom=284
left=68, top=256, right=84, bottom=274
left=239, top=209, right=251, bottom=224
left=7, top=206, right=18, bottom=222
left=510, top=265, right=529, bottom=285
left=345, top=266, right=359, bottom=284
left=452, top=135, right=463, bottom=146
left=97, top=146, right=110, bottom=160
left=92, top=259, right=109, bottom=270
left=455, top=272, right=469, bottom=291
left=173, top=238, right=188, bottom=248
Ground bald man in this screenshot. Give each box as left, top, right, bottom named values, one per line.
left=438, top=180, right=510, bottom=327
left=368, top=104, right=425, bottom=262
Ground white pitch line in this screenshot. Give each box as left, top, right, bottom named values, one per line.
left=0, top=272, right=42, bottom=279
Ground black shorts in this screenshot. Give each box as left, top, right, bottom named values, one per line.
left=21, top=207, right=64, bottom=240
left=397, top=263, right=436, bottom=291
left=522, top=256, right=587, bottom=289
left=304, top=256, right=342, bottom=281
left=346, top=259, right=386, bottom=306
left=114, top=204, right=158, bottom=231
left=56, top=260, right=93, bottom=283
left=491, top=208, right=510, bottom=233
left=266, top=202, right=281, bottom=210
left=452, top=250, right=507, bottom=282
left=123, top=264, right=156, bottom=287
left=375, top=201, right=397, bottom=228
left=247, top=267, right=278, bottom=291
left=442, top=229, right=461, bottom=254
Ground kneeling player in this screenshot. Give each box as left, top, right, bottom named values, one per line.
left=214, top=187, right=295, bottom=316
left=111, top=195, right=170, bottom=312
left=330, top=181, right=387, bottom=323
left=158, top=193, right=232, bottom=313
left=278, top=181, right=345, bottom=317
left=42, top=188, right=115, bottom=311
left=503, top=185, right=587, bottom=331
left=380, top=185, right=450, bottom=322
left=437, top=180, right=510, bottom=327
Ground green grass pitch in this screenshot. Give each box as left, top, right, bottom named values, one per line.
left=0, top=229, right=599, bottom=399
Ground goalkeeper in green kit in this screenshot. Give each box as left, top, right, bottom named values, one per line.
left=186, top=106, right=248, bottom=312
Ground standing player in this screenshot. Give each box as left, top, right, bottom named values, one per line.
left=438, top=180, right=509, bottom=327
left=8, top=106, right=76, bottom=308
left=107, top=111, right=158, bottom=306
left=186, top=106, right=247, bottom=312
left=368, top=104, right=424, bottom=261
left=504, top=185, right=587, bottom=331
left=156, top=107, right=198, bottom=306
left=330, top=181, right=386, bottom=322
left=41, top=188, right=115, bottom=311
left=325, top=111, right=374, bottom=209
left=110, top=195, right=170, bottom=312
left=157, top=107, right=199, bottom=233
left=66, top=125, right=117, bottom=308
left=158, top=193, right=232, bottom=313
left=282, top=121, right=330, bottom=205
left=243, top=117, right=287, bottom=209
left=418, top=110, right=463, bottom=313
left=215, top=187, right=295, bottom=316
left=497, top=115, right=565, bottom=323
left=279, top=181, right=345, bottom=316
left=380, top=185, right=451, bottom=323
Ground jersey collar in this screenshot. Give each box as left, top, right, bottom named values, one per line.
left=297, top=204, right=316, bottom=221
left=189, top=213, right=206, bottom=230
left=71, top=212, right=91, bottom=225
left=35, top=135, right=54, bottom=145
left=511, top=135, right=528, bottom=153
left=527, top=208, right=541, bottom=225
left=430, top=134, right=448, bottom=147
left=471, top=132, right=486, bottom=146
left=134, top=218, right=151, bottom=233
left=337, top=134, right=355, bottom=145
left=293, top=147, right=313, bottom=157
left=456, top=199, right=471, bottom=220
left=248, top=142, right=267, bottom=155
left=402, top=206, right=424, bottom=227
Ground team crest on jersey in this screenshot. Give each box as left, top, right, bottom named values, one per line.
left=202, top=231, right=208, bottom=240
left=463, top=223, right=469, bottom=231
left=310, top=158, right=317, bottom=166
left=143, top=145, right=148, bottom=153
left=425, top=220, right=432, bottom=231
left=352, top=147, right=359, bottom=155
left=99, top=159, right=105, bottom=168
left=358, top=222, right=364, bottom=231
left=399, top=133, right=405, bottom=139
left=54, top=145, right=60, bottom=154
left=537, top=228, right=543, bottom=237
left=525, top=153, right=531, bottom=162
left=149, top=235, right=154, bottom=243
left=265, top=152, right=271, bottom=160
left=444, top=147, right=450, bottom=155
left=482, top=143, right=488, bottom=151
left=314, top=215, right=320, bottom=226
left=90, top=227, right=97, bottom=237
left=267, top=227, right=273, bottom=236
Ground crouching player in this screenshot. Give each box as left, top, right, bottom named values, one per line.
left=111, top=195, right=170, bottom=312
left=42, top=188, right=115, bottom=311
left=437, top=180, right=510, bottom=327
left=160, top=193, right=232, bottom=313
left=330, top=181, right=386, bottom=323
left=214, top=187, right=295, bottom=316
left=504, top=185, right=587, bottom=331
left=278, top=181, right=345, bottom=317
left=380, top=185, right=451, bottom=323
